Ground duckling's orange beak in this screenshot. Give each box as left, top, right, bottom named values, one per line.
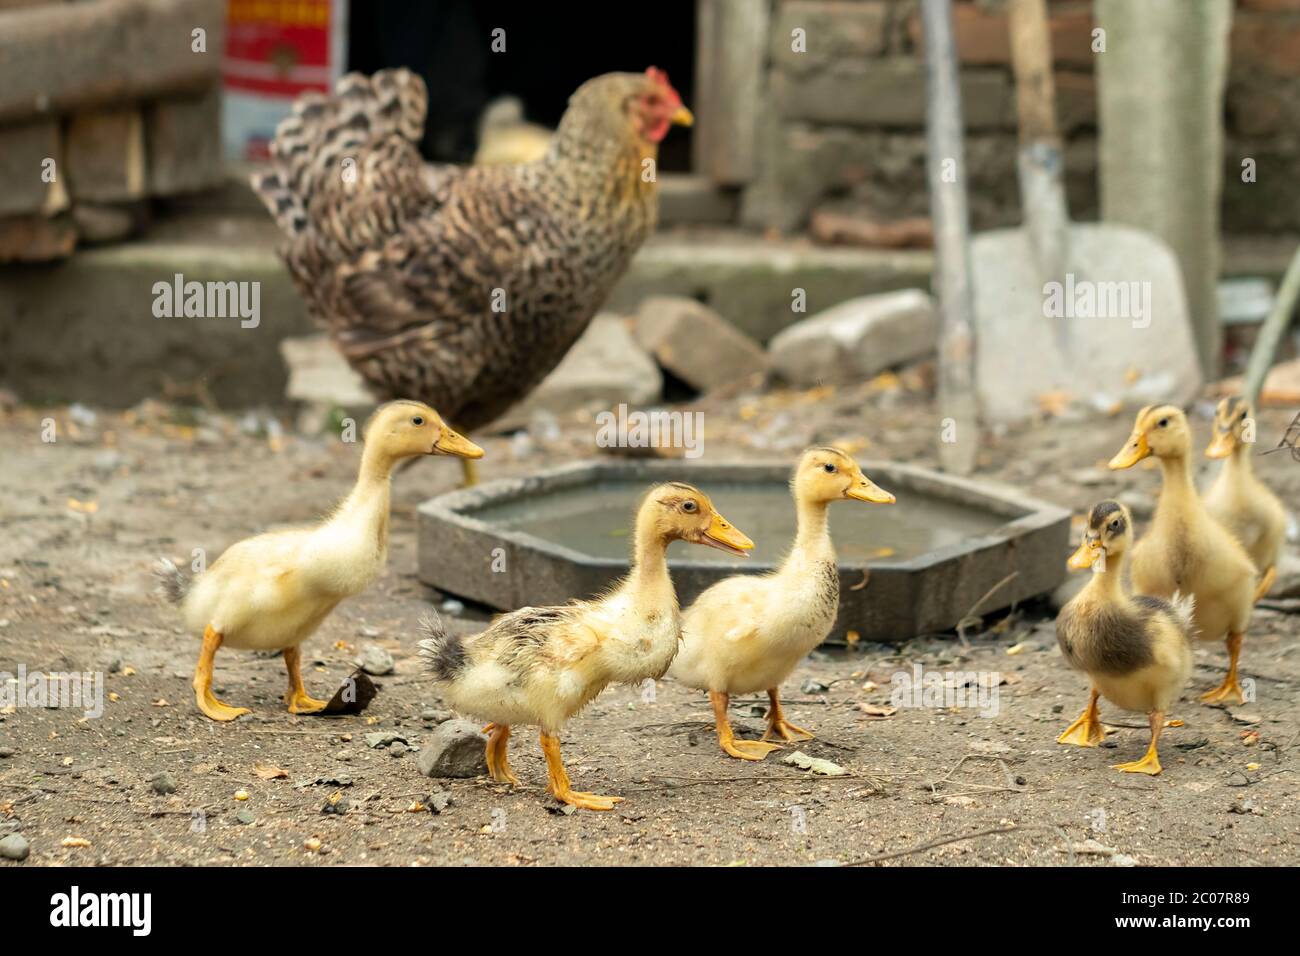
left=846, top=475, right=895, bottom=504
left=1067, top=538, right=1104, bottom=571
left=1108, top=431, right=1150, bottom=469
left=433, top=426, right=484, bottom=459
left=670, top=106, right=694, bottom=127
left=700, top=511, right=754, bottom=557
left=1205, top=430, right=1235, bottom=460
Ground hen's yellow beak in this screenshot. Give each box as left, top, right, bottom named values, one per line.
left=1068, top=538, right=1104, bottom=571
left=670, top=106, right=694, bottom=127
left=434, top=427, right=485, bottom=460
left=701, top=511, right=754, bottom=557
left=846, top=476, right=896, bottom=504
left=1205, top=430, right=1235, bottom=460
left=1108, top=432, right=1150, bottom=469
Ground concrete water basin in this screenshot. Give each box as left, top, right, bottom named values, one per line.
left=416, top=459, right=1071, bottom=641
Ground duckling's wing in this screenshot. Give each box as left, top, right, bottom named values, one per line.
left=481, top=604, right=597, bottom=669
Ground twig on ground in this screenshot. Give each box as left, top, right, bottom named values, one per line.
left=845, top=823, right=1071, bottom=866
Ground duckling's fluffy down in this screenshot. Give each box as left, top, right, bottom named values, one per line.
left=419, top=594, right=681, bottom=733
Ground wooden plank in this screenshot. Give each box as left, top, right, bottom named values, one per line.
left=0, top=0, right=223, bottom=124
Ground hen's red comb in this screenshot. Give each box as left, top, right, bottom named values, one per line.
left=645, top=66, right=681, bottom=104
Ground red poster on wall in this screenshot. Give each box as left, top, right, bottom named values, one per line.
left=222, top=0, right=349, bottom=161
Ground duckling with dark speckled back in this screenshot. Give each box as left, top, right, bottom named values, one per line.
left=1056, top=500, right=1194, bottom=775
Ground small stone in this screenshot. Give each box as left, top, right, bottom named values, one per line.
left=304, top=837, right=322, bottom=852
left=439, top=598, right=465, bottom=616
left=0, top=833, right=30, bottom=861
left=769, top=289, right=937, bottom=386
left=421, top=708, right=453, bottom=724
left=235, top=808, right=255, bottom=825
left=0, top=747, right=16, bottom=759
left=364, top=731, right=408, bottom=749
left=428, top=790, right=453, bottom=813
left=356, top=625, right=381, bottom=639
left=416, top=719, right=489, bottom=778
left=357, top=645, right=394, bottom=676
left=150, top=771, right=177, bottom=795
left=634, top=295, right=769, bottom=391
left=321, top=797, right=350, bottom=815
left=233, top=789, right=249, bottom=801
left=800, top=678, right=829, bottom=694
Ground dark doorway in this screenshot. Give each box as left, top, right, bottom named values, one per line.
left=348, top=1, right=697, bottom=171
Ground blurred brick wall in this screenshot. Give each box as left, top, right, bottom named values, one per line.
left=0, top=0, right=226, bottom=261
left=743, top=0, right=1300, bottom=236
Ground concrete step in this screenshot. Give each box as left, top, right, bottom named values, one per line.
left=0, top=215, right=932, bottom=408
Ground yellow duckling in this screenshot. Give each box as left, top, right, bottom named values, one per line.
left=156, top=401, right=483, bottom=721
left=668, top=447, right=895, bottom=760
left=1056, top=501, right=1194, bottom=775
left=1204, top=395, right=1286, bottom=600
left=1109, top=405, right=1257, bottom=704
left=418, top=482, right=753, bottom=810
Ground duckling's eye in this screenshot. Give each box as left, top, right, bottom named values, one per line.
left=682, top=500, right=697, bottom=513
left=823, top=463, right=836, bottom=473
left=1157, top=418, right=1169, bottom=428
left=1109, top=520, right=1120, bottom=532
left=1240, top=411, right=1248, bottom=422
left=411, top=416, right=425, bottom=426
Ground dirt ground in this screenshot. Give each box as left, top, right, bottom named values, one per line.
left=1, top=379, right=1298, bottom=867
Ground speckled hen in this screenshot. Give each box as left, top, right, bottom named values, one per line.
left=251, top=67, right=691, bottom=441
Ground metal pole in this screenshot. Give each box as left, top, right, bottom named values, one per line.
left=1243, top=243, right=1300, bottom=406
left=922, top=0, right=978, bottom=475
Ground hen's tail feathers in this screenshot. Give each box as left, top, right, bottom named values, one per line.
left=250, top=68, right=428, bottom=239
left=1169, top=591, right=1198, bottom=640
left=153, top=558, right=190, bottom=605
left=418, top=613, right=468, bottom=682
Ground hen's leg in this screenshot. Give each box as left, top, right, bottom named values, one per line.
left=711, top=691, right=781, bottom=760
left=193, top=625, right=250, bottom=721
left=1254, top=566, right=1276, bottom=603
left=540, top=732, right=622, bottom=810
left=762, top=687, right=815, bottom=742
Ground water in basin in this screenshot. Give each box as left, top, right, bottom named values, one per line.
left=469, top=480, right=1009, bottom=565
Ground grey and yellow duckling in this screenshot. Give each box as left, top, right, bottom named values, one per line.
left=1056, top=501, right=1194, bottom=775
left=1204, top=395, right=1287, bottom=601
left=1109, top=405, right=1257, bottom=705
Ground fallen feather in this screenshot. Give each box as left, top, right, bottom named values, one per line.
left=783, top=750, right=847, bottom=777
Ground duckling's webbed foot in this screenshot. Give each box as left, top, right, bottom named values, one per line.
left=1113, top=711, right=1165, bottom=775
left=485, top=724, right=520, bottom=786
left=283, top=646, right=328, bottom=714
left=1200, top=632, right=1246, bottom=705
left=711, top=691, right=782, bottom=761
left=540, top=731, right=623, bottom=811
left=762, top=687, right=815, bottom=742
left=1057, top=688, right=1105, bottom=747
left=193, top=625, right=251, bottom=722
